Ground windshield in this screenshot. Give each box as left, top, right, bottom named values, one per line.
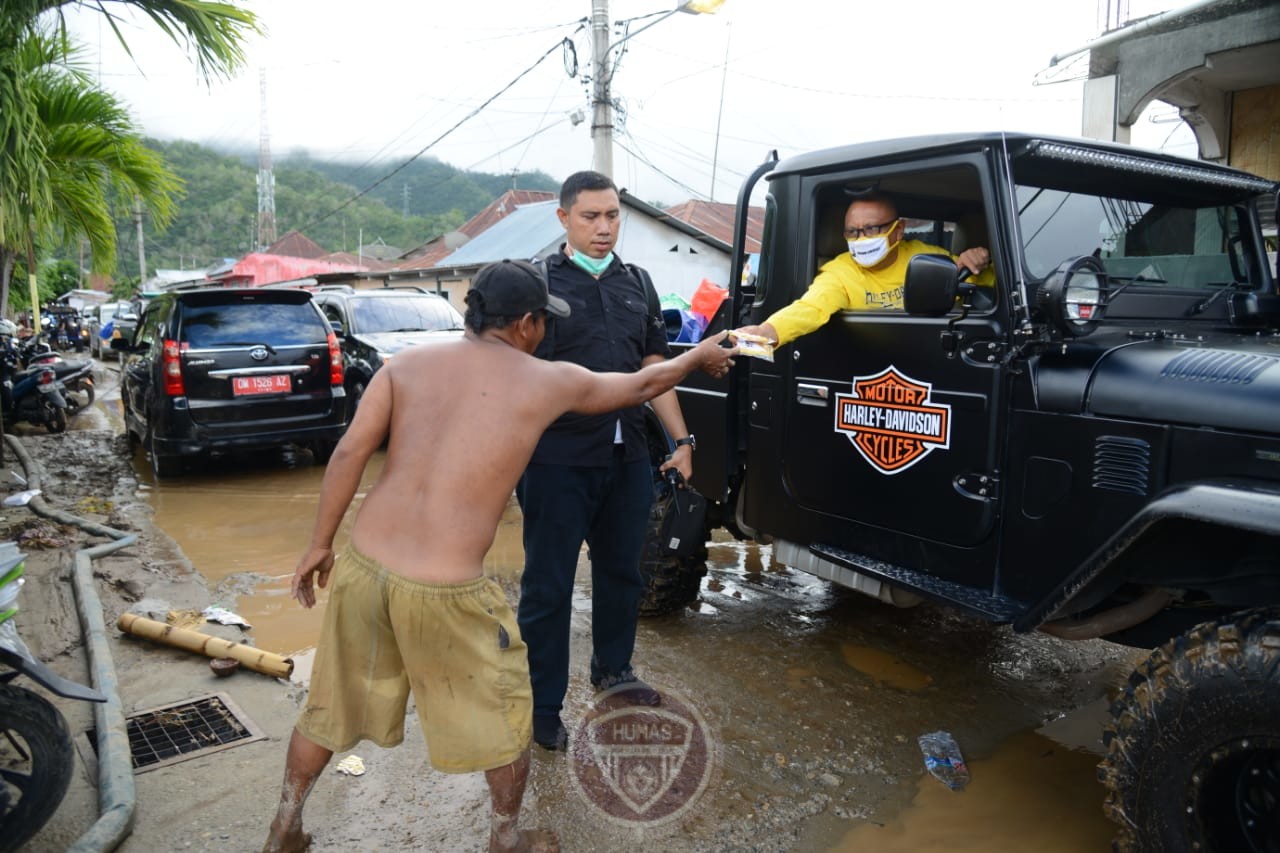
left=350, top=295, right=463, bottom=333
left=1017, top=185, right=1246, bottom=289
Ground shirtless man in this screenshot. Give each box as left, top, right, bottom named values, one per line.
left=262, top=259, right=736, bottom=853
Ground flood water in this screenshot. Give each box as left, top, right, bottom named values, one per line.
left=135, top=447, right=1138, bottom=850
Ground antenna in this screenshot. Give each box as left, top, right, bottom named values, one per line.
left=256, top=67, right=277, bottom=251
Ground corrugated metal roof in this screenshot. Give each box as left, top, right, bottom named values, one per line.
left=432, top=200, right=563, bottom=268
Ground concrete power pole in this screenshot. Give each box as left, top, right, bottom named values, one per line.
left=590, top=0, right=614, bottom=177
left=134, top=196, right=147, bottom=283
left=256, top=67, right=277, bottom=252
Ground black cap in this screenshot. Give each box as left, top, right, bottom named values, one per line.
left=470, top=259, right=571, bottom=319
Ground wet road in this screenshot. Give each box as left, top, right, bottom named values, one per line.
left=87, top=357, right=1140, bottom=849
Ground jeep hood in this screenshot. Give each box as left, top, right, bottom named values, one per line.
left=1085, top=341, right=1280, bottom=434
left=357, top=329, right=463, bottom=354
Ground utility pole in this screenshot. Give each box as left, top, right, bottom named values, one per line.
left=134, top=195, right=147, bottom=283
left=590, top=0, right=614, bottom=177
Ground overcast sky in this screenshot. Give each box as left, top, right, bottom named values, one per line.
left=63, top=0, right=1193, bottom=208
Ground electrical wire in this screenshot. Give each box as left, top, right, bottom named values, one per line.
left=294, top=37, right=574, bottom=234
left=615, top=131, right=707, bottom=201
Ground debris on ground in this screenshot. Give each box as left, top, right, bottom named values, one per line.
left=335, top=755, right=366, bottom=776
left=918, top=730, right=970, bottom=790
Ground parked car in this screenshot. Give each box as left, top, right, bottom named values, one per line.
left=114, top=287, right=347, bottom=478
left=311, top=285, right=463, bottom=419
left=87, top=301, right=132, bottom=359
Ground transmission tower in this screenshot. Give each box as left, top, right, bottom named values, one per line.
left=256, top=67, right=277, bottom=251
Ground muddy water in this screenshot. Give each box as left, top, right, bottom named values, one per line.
left=136, top=447, right=1142, bottom=850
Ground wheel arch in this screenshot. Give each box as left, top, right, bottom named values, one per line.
left=1016, top=479, right=1280, bottom=632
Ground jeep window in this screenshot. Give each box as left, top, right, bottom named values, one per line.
left=349, top=295, right=463, bottom=334
left=180, top=303, right=328, bottom=348
left=1016, top=185, right=1247, bottom=290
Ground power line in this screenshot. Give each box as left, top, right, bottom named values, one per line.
left=294, top=37, right=575, bottom=235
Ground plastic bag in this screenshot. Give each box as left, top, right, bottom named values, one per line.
left=918, top=730, right=969, bottom=790
left=690, top=279, right=729, bottom=324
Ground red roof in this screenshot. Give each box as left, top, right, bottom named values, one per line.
left=207, top=253, right=373, bottom=287
left=265, top=230, right=329, bottom=259
left=661, top=200, right=763, bottom=253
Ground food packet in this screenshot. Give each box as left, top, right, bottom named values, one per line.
left=729, top=330, right=775, bottom=362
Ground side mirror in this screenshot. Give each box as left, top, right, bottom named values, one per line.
left=329, top=320, right=345, bottom=335
left=904, top=254, right=960, bottom=316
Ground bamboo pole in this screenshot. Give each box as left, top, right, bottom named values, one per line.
left=117, top=613, right=294, bottom=679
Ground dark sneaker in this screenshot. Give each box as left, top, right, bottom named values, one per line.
left=591, top=671, right=661, bottom=707
left=533, top=714, right=568, bottom=751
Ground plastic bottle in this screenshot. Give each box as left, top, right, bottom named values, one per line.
left=918, top=730, right=970, bottom=790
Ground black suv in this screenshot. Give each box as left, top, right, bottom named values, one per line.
left=115, top=287, right=347, bottom=478
left=311, top=285, right=463, bottom=418
left=662, top=134, right=1280, bottom=851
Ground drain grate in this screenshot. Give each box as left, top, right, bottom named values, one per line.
left=88, top=693, right=265, bottom=773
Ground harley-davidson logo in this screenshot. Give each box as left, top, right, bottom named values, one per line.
left=834, top=366, right=951, bottom=474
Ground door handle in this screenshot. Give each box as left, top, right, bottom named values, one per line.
left=796, top=383, right=828, bottom=407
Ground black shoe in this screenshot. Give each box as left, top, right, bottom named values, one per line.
left=591, top=671, right=661, bottom=706
left=533, top=714, right=568, bottom=751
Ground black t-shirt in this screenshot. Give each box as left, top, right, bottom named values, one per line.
left=530, top=249, right=671, bottom=466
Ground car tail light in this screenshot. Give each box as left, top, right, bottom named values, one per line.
left=327, top=332, right=343, bottom=386
left=162, top=339, right=185, bottom=396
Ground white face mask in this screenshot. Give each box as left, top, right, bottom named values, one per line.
left=848, top=235, right=894, bottom=267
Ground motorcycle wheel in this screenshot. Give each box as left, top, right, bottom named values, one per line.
left=44, top=404, right=66, bottom=434
left=0, top=682, right=75, bottom=853
left=65, top=382, right=93, bottom=414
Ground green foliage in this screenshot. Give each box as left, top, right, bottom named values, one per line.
left=39, top=258, right=78, bottom=295
left=106, top=139, right=559, bottom=278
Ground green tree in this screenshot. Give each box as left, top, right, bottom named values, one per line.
left=0, top=1, right=258, bottom=316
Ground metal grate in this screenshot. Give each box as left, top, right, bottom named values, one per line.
left=88, top=693, right=264, bottom=773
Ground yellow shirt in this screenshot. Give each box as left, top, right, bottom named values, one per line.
left=766, top=240, right=991, bottom=346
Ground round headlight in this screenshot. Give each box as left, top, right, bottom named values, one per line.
left=1039, top=256, right=1108, bottom=336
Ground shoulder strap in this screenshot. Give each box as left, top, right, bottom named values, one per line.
left=627, top=262, right=661, bottom=318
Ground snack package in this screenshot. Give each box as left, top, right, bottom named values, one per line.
left=729, top=330, right=775, bottom=362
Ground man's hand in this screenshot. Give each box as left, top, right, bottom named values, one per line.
left=692, top=329, right=737, bottom=379
left=955, top=247, right=991, bottom=277
left=292, top=545, right=335, bottom=609
left=659, top=444, right=693, bottom=482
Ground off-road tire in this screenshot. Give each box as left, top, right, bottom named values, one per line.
left=638, top=495, right=708, bottom=616
left=0, top=683, right=74, bottom=853
left=1100, top=608, right=1280, bottom=852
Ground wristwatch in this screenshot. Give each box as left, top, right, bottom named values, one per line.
left=674, top=435, right=696, bottom=451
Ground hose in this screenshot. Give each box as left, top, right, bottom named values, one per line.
left=4, top=434, right=136, bottom=852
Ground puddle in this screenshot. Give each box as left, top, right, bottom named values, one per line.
left=832, top=729, right=1114, bottom=851
left=841, top=644, right=933, bottom=691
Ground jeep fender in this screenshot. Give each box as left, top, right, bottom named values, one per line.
left=1015, top=479, right=1280, bottom=632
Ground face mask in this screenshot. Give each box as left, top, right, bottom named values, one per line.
left=570, top=250, right=614, bottom=276
left=848, top=233, right=899, bottom=268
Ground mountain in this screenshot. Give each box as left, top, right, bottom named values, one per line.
left=107, top=139, right=559, bottom=279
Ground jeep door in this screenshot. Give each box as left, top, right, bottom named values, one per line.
left=746, top=159, right=1009, bottom=576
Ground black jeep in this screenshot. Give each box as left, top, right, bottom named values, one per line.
left=655, top=132, right=1280, bottom=852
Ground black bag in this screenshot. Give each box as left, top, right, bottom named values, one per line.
left=656, top=469, right=708, bottom=559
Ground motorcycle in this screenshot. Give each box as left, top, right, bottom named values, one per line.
left=17, top=340, right=93, bottom=415
left=0, top=349, right=70, bottom=434
left=0, top=544, right=105, bottom=850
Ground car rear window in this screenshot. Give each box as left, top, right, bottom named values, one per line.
left=180, top=302, right=327, bottom=348
left=350, top=295, right=463, bottom=333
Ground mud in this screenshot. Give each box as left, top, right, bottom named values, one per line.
left=13, top=359, right=1144, bottom=851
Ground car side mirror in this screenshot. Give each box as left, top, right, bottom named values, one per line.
left=329, top=320, right=345, bottom=335
left=904, top=254, right=960, bottom=316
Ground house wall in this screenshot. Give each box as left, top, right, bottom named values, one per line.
left=1230, top=84, right=1280, bottom=181
left=616, top=211, right=732, bottom=302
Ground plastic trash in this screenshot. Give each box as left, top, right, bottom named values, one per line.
left=918, top=730, right=969, bottom=790
left=3, top=489, right=40, bottom=507
left=202, top=605, right=252, bottom=629
left=335, top=755, right=366, bottom=776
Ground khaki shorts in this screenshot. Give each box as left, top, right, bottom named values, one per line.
left=296, top=544, right=532, bottom=773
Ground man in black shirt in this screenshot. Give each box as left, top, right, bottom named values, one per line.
left=518, top=171, right=706, bottom=751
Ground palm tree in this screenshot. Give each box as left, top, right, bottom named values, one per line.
left=0, top=1, right=258, bottom=315
left=0, top=29, right=183, bottom=314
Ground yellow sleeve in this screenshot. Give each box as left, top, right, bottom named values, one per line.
left=765, top=264, right=862, bottom=347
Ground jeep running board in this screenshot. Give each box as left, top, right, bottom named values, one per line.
left=809, top=543, right=1023, bottom=623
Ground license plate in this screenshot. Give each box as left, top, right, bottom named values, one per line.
left=232, top=374, right=292, bottom=396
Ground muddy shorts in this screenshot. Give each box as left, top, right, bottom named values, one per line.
left=296, top=544, right=532, bottom=773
